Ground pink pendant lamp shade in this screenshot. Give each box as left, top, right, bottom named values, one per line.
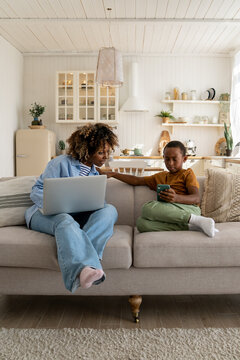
left=96, top=47, right=123, bottom=87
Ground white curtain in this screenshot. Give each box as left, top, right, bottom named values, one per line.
left=230, top=51, right=240, bottom=151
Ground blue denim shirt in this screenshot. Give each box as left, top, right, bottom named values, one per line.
left=25, top=155, right=99, bottom=228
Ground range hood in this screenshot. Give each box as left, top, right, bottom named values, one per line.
left=121, top=62, right=148, bottom=112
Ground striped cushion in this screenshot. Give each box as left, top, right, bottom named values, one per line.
left=0, top=176, right=37, bottom=227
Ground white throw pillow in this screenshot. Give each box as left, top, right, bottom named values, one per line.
left=0, top=176, right=37, bottom=227
left=201, top=168, right=240, bottom=223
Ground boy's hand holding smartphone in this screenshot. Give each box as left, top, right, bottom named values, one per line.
left=157, top=184, right=177, bottom=202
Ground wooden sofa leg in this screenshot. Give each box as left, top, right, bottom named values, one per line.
left=128, top=295, right=142, bottom=323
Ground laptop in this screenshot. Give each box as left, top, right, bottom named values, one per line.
left=41, top=175, right=107, bottom=215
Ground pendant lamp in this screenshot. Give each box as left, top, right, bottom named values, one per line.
left=96, top=47, right=123, bottom=87
left=95, top=8, right=123, bottom=87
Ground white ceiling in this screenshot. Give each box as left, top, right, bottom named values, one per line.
left=1, top=0, right=240, bottom=55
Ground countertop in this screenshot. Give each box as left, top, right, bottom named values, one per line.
left=114, top=156, right=240, bottom=160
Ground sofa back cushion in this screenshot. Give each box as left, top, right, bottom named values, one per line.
left=106, top=178, right=134, bottom=226
left=0, top=176, right=36, bottom=227
left=134, top=176, right=205, bottom=225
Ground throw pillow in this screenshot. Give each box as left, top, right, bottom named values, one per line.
left=0, top=176, right=37, bottom=227
left=201, top=168, right=240, bottom=223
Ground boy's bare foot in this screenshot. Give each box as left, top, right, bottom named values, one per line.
left=80, top=267, right=104, bottom=289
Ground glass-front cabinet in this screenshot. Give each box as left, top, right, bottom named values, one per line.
left=57, top=72, right=75, bottom=122
left=98, top=86, right=118, bottom=122
left=56, top=71, right=118, bottom=124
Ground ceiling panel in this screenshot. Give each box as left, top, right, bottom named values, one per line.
left=81, top=0, right=105, bottom=19
left=165, top=0, right=181, bottom=18
left=184, top=0, right=202, bottom=18
left=1, top=0, right=240, bottom=55
left=224, top=0, right=240, bottom=19
left=155, top=0, right=168, bottom=18
left=175, top=0, right=192, bottom=18
left=0, top=0, right=18, bottom=17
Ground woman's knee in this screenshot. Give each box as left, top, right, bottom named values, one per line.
left=103, top=204, right=118, bottom=223
left=53, top=213, right=75, bottom=228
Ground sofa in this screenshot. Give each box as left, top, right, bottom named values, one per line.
left=1, top=174, right=240, bottom=322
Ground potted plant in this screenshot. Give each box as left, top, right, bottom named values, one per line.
left=58, top=140, right=66, bottom=155
left=224, top=122, right=233, bottom=156
left=219, top=93, right=230, bottom=102
left=155, top=110, right=175, bottom=123
left=29, top=102, right=46, bottom=125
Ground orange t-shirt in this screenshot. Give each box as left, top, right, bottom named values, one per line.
left=144, top=168, right=199, bottom=195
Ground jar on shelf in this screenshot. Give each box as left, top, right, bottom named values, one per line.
left=182, top=92, right=188, bottom=100
left=190, top=90, right=197, bottom=100
left=165, top=91, right=171, bottom=100
left=173, top=87, right=180, bottom=100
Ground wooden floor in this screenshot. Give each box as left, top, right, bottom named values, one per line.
left=1, top=294, right=240, bottom=329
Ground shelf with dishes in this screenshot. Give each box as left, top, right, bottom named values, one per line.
left=162, top=122, right=224, bottom=134
left=161, top=99, right=230, bottom=113
left=161, top=100, right=229, bottom=104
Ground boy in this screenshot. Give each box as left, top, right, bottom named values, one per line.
left=100, top=141, right=218, bottom=237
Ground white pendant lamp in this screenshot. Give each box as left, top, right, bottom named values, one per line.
left=96, top=47, right=123, bottom=87
left=95, top=8, right=123, bottom=88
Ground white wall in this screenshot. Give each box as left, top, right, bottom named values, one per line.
left=23, top=55, right=231, bottom=156
left=0, top=36, right=23, bottom=176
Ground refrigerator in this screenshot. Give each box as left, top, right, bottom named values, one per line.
left=16, top=129, right=56, bottom=176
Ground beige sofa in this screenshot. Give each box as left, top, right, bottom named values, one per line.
left=1, top=176, right=240, bottom=322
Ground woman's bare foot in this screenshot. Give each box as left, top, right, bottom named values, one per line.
left=80, top=267, right=104, bottom=289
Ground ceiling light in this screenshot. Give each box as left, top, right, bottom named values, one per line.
left=95, top=8, right=123, bottom=88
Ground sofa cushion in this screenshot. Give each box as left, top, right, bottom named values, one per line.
left=106, top=178, right=134, bottom=226
left=0, top=225, right=132, bottom=271
left=201, top=168, right=240, bottom=222
left=134, top=222, right=240, bottom=268
left=0, top=176, right=36, bottom=227
left=134, top=176, right=205, bottom=225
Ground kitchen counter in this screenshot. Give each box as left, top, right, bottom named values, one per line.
left=114, top=156, right=239, bottom=160
left=225, top=158, right=240, bottom=164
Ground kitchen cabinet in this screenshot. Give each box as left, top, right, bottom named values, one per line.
left=56, top=71, right=118, bottom=124
left=204, top=158, right=225, bottom=172
left=98, top=86, right=119, bottom=124
left=184, top=159, right=205, bottom=176
left=225, top=161, right=240, bottom=174
left=56, top=71, right=96, bottom=123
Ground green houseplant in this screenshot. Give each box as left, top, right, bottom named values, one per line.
left=29, top=102, right=46, bottom=125
left=224, top=122, right=233, bottom=156
left=155, top=110, right=175, bottom=123
left=58, top=140, right=66, bottom=154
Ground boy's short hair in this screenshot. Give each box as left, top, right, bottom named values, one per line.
left=163, top=141, right=186, bottom=156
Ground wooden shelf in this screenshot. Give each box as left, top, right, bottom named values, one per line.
left=162, top=122, right=224, bottom=134
left=161, top=100, right=229, bottom=104
left=163, top=123, right=224, bottom=127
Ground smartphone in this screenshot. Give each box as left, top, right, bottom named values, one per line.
left=157, top=184, right=170, bottom=201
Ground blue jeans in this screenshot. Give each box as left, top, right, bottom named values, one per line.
left=30, top=204, right=118, bottom=293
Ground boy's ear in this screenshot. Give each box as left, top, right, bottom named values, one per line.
left=183, top=155, right=188, bottom=162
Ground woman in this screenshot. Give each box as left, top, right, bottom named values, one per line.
left=25, top=123, right=119, bottom=293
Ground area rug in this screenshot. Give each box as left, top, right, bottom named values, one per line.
left=1, top=327, right=240, bottom=360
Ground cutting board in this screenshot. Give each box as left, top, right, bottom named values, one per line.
left=158, top=130, right=170, bottom=155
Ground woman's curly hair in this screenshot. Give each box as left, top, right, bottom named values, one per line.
left=66, top=123, right=119, bottom=162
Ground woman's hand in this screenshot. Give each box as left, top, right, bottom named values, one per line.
left=97, top=167, right=114, bottom=178
left=159, top=188, right=178, bottom=203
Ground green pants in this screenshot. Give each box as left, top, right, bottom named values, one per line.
left=136, top=201, right=201, bottom=232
